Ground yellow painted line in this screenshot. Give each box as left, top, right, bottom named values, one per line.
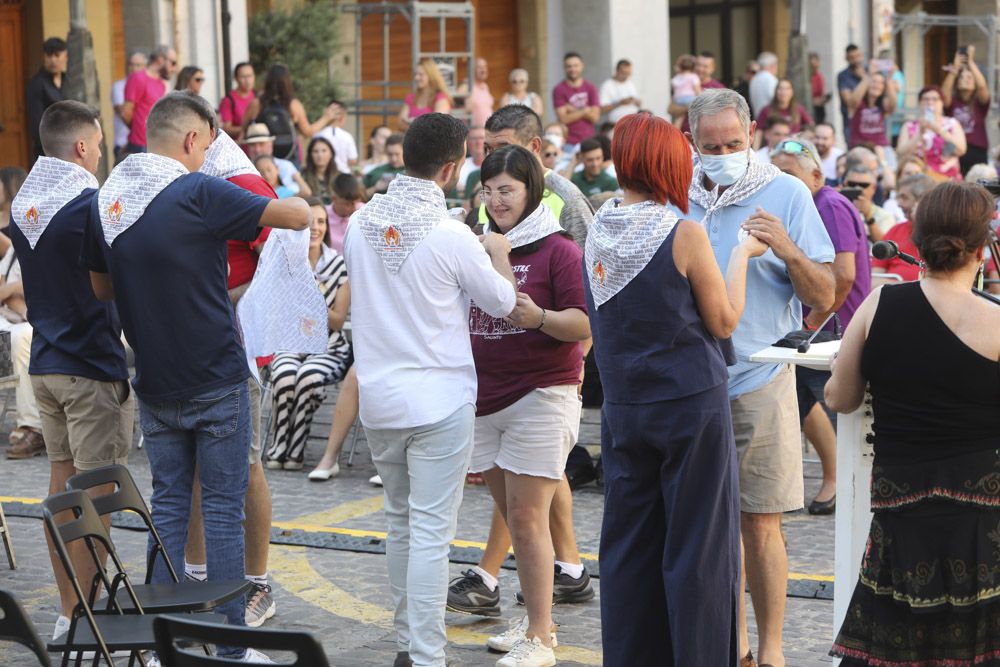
left=0, top=496, right=42, bottom=504
left=289, top=493, right=385, bottom=527
left=789, top=571, right=835, bottom=582
left=269, top=545, right=604, bottom=665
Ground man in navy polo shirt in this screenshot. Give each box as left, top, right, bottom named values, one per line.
left=9, top=100, right=135, bottom=642
left=82, top=92, right=309, bottom=663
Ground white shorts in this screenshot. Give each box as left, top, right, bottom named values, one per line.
left=470, top=385, right=582, bottom=480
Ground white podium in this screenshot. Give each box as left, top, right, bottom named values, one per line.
left=750, top=342, right=873, bottom=661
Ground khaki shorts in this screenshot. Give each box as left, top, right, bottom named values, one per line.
left=248, top=377, right=262, bottom=464
left=731, top=366, right=803, bottom=514
left=32, top=374, right=135, bottom=471
left=470, top=385, right=581, bottom=480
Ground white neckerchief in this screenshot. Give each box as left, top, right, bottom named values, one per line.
left=688, top=151, right=781, bottom=220
left=10, top=157, right=99, bottom=249
left=236, top=227, right=329, bottom=382
left=201, top=130, right=258, bottom=180
left=353, top=174, right=446, bottom=275
left=98, top=153, right=188, bottom=246
left=585, top=198, right=679, bottom=308
left=488, top=203, right=562, bottom=249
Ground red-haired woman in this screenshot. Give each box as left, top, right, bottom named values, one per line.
left=584, top=113, right=767, bottom=666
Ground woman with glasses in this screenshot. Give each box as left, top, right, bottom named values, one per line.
left=843, top=61, right=898, bottom=150
left=586, top=113, right=767, bottom=665
left=828, top=181, right=1000, bottom=665
left=175, top=66, right=205, bottom=96
left=897, top=85, right=967, bottom=182
left=468, top=144, right=589, bottom=667
left=500, top=68, right=544, bottom=117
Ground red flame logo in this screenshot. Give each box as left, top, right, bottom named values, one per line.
left=593, top=260, right=606, bottom=286
left=384, top=225, right=402, bottom=247
left=107, top=197, right=124, bottom=223
left=24, top=206, right=39, bottom=226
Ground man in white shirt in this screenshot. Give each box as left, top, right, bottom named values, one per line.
left=315, top=100, right=358, bottom=174
left=344, top=113, right=516, bottom=667
left=813, top=122, right=844, bottom=183
left=749, top=51, right=779, bottom=118
left=111, top=51, right=147, bottom=160
left=599, top=59, right=641, bottom=125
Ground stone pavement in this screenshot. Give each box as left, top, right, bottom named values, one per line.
left=0, top=387, right=838, bottom=666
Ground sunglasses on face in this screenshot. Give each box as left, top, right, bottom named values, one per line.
left=843, top=180, right=874, bottom=189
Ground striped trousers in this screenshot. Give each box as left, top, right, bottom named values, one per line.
left=264, top=350, right=350, bottom=464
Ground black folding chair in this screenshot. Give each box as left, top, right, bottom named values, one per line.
left=0, top=589, right=51, bottom=666
left=42, top=490, right=155, bottom=666
left=153, top=615, right=330, bottom=666
left=65, top=465, right=250, bottom=614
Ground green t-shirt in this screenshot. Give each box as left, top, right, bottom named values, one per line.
left=570, top=169, right=619, bottom=197
left=363, top=164, right=406, bottom=190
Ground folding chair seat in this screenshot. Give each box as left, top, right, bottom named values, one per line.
left=153, top=615, right=330, bottom=666
left=0, top=589, right=51, bottom=666
left=66, top=465, right=250, bottom=613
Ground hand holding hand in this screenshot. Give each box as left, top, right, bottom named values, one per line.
left=739, top=232, right=769, bottom=258
left=506, top=292, right=543, bottom=330
left=741, top=207, right=795, bottom=260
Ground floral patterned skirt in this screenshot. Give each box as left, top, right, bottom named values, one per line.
left=831, top=498, right=1000, bottom=666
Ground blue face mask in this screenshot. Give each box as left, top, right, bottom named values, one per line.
left=699, top=150, right=749, bottom=187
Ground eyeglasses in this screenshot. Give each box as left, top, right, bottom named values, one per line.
left=771, top=140, right=818, bottom=163
left=193, top=77, right=205, bottom=83
left=480, top=187, right=523, bottom=203
left=843, top=180, right=874, bottom=189
left=511, top=79, right=527, bottom=84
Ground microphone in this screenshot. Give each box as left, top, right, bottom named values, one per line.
left=871, top=240, right=921, bottom=266
left=797, top=312, right=837, bottom=353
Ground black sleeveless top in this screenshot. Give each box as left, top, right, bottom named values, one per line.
left=861, top=282, right=1000, bottom=510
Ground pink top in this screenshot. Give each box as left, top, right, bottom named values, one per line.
left=903, top=118, right=962, bottom=181
left=124, top=70, right=167, bottom=147
left=326, top=201, right=363, bottom=254
left=404, top=91, right=449, bottom=119
left=219, top=90, right=256, bottom=128
left=466, top=81, right=495, bottom=128
left=671, top=72, right=700, bottom=98
left=758, top=102, right=814, bottom=134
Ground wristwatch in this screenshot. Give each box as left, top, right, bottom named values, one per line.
left=864, top=216, right=875, bottom=226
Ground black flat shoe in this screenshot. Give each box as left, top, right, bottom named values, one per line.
left=808, top=495, right=836, bottom=515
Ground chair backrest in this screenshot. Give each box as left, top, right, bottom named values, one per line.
left=153, top=616, right=330, bottom=666
left=41, top=490, right=143, bottom=613
left=0, top=589, right=52, bottom=667
left=66, top=464, right=179, bottom=583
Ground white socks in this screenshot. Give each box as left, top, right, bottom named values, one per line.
left=184, top=562, right=207, bottom=582
left=471, top=565, right=499, bottom=592
left=247, top=573, right=268, bottom=587
left=555, top=560, right=584, bottom=579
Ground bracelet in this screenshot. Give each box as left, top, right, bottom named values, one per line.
left=535, top=308, right=547, bottom=330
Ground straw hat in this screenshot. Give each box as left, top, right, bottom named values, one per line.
left=242, top=123, right=274, bottom=144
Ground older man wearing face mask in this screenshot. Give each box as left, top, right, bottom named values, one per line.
left=675, top=88, right=835, bottom=667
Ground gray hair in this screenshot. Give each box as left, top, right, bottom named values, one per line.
left=150, top=44, right=173, bottom=63
left=688, top=88, right=751, bottom=144
left=898, top=173, right=935, bottom=199
left=846, top=146, right=878, bottom=168
left=771, top=136, right=822, bottom=172
left=964, top=163, right=998, bottom=184
left=757, top=51, right=778, bottom=68
left=509, top=68, right=528, bottom=83
left=843, top=162, right=873, bottom=179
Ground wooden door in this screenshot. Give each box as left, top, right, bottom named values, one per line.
left=0, top=0, right=27, bottom=169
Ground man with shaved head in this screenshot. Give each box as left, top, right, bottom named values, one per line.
left=10, top=100, right=135, bottom=646
left=82, top=92, right=309, bottom=663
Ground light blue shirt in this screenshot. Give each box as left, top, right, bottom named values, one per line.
left=671, top=173, right=835, bottom=399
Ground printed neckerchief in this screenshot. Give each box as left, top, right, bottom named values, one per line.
left=10, top=157, right=99, bottom=249
left=201, top=130, right=258, bottom=180
left=688, top=152, right=781, bottom=220
left=585, top=198, right=679, bottom=308
left=487, top=203, right=562, bottom=249
left=354, top=174, right=447, bottom=275
left=98, top=153, right=188, bottom=246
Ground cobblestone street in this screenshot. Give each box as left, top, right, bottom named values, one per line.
left=0, top=389, right=838, bottom=665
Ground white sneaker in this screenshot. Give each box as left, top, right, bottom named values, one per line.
left=487, top=616, right=558, bottom=653
left=496, top=636, right=556, bottom=667
left=241, top=647, right=275, bottom=663
left=368, top=473, right=383, bottom=487
left=52, top=615, right=95, bottom=661
left=145, top=656, right=161, bottom=667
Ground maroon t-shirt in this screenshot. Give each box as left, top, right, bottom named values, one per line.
left=848, top=98, right=889, bottom=147
left=947, top=97, right=990, bottom=149
left=552, top=80, right=600, bottom=145
left=470, top=233, right=586, bottom=416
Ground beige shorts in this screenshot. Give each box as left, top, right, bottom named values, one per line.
left=248, top=378, right=262, bottom=464
left=731, top=366, right=804, bottom=514
left=470, top=385, right=581, bottom=480
left=32, top=374, right=136, bottom=471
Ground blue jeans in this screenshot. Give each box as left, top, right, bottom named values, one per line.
left=364, top=404, right=475, bottom=667
left=139, top=381, right=250, bottom=656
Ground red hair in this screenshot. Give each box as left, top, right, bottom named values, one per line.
left=612, top=113, right=691, bottom=213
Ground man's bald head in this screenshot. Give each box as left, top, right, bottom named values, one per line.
left=146, top=93, right=217, bottom=170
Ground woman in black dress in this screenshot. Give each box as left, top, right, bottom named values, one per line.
left=827, top=181, right=1000, bottom=664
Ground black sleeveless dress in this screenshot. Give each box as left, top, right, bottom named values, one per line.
left=831, top=282, right=1000, bottom=665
